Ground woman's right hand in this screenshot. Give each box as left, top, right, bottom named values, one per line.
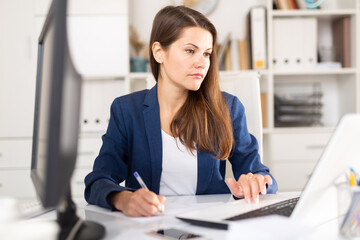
left=110, top=189, right=166, bottom=217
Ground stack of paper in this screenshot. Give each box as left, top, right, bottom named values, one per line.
left=274, top=84, right=323, bottom=127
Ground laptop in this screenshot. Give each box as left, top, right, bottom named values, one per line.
left=176, top=114, right=360, bottom=229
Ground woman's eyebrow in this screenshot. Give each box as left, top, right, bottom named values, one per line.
left=184, top=43, right=212, bottom=51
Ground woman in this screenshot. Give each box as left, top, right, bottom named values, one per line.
left=84, top=5, right=277, bottom=217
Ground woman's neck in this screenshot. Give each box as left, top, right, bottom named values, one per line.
left=157, top=79, right=188, bottom=135
left=157, top=79, right=188, bottom=116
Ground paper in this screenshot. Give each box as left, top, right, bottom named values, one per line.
left=227, top=215, right=313, bottom=240
left=81, top=201, right=225, bottom=223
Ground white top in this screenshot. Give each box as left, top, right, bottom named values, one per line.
left=159, top=129, right=198, bottom=196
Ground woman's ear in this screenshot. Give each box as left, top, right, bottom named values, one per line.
left=152, top=41, right=164, bottom=63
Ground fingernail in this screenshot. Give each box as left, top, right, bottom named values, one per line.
left=261, top=188, right=267, bottom=195
left=254, top=197, right=259, bottom=204
left=158, top=204, right=164, bottom=213
left=246, top=198, right=250, bottom=204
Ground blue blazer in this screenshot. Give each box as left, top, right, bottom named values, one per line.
left=84, top=85, right=278, bottom=210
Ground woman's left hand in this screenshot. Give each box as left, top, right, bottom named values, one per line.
left=227, top=173, right=273, bottom=203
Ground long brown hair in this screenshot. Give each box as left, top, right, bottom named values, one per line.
left=149, top=5, right=233, bottom=160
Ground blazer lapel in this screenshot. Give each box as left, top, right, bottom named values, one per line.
left=196, top=150, right=215, bottom=194
left=142, top=85, right=162, bottom=194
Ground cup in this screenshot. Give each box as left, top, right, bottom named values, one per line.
left=336, top=183, right=360, bottom=238
left=130, top=57, right=147, bottom=72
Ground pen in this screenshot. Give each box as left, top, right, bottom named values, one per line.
left=133, top=171, right=149, bottom=190
left=133, top=171, right=164, bottom=213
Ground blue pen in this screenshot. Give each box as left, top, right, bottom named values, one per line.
left=133, top=171, right=164, bottom=213
left=133, top=171, right=149, bottom=190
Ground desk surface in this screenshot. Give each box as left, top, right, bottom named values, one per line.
left=34, top=192, right=343, bottom=240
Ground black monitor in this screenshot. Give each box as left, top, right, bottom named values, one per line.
left=31, top=0, right=105, bottom=239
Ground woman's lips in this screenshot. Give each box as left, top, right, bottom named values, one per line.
left=190, top=73, right=203, bottom=79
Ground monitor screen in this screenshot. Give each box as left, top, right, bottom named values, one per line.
left=30, top=1, right=105, bottom=238
left=31, top=0, right=81, bottom=208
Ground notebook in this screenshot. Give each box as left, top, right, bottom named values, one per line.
left=176, top=114, right=360, bottom=229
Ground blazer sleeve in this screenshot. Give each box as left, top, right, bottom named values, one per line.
left=228, top=96, right=278, bottom=194
left=84, top=98, right=135, bottom=210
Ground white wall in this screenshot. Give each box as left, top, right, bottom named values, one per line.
left=129, top=0, right=267, bottom=46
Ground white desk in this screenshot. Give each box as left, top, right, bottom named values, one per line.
left=33, top=192, right=344, bottom=240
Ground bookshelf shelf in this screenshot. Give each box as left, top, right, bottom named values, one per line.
left=219, top=70, right=260, bottom=77
left=262, top=128, right=272, bottom=134
left=82, top=75, right=127, bottom=81
left=271, top=9, right=357, bottom=17
left=129, top=72, right=150, bottom=79
left=273, top=68, right=357, bottom=76
left=273, top=126, right=336, bottom=134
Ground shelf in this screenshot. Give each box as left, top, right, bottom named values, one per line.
left=262, top=128, right=272, bottom=134
left=273, top=126, right=335, bottom=134
left=271, top=9, right=357, bottom=18
left=219, top=70, right=262, bottom=76
left=273, top=68, right=357, bottom=76
left=129, top=72, right=150, bottom=79
left=82, top=75, right=126, bottom=81
left=79, top=132, right=103, bottom=138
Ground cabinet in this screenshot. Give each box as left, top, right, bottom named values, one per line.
left=0, top=0, right=37, bottom=200
left=263, top=0, right=360, bottom=191
left=0, top=0, right=36, bottom=138
left=0, top=0, right=129, bottom=200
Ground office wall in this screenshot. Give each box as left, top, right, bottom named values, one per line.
left=129, top=0, right=267, bottom=44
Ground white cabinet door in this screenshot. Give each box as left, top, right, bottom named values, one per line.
left=34, top=0, right=129, bottom=77
left=272, top=161, right=317, bottom=191
left=80, top=79, right=129, bottom=133
left=271, top=132, right=332, bottom=161
left=269, top=132, right=332, bottom=191
left=67, top=15, right=129, bottom=77
left=76, top=137, right=102, bottom=168
left=71, top=167, right=92, bottom=198
left=0, top=0, right=36, bottom=138
left=0, top=169, right=36, bottom=199
left=35, top=0, right=128, bottom=16
left=0, top=139, right=32, bottom=168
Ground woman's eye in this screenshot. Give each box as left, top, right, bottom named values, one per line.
left=204, top=52, right=212, bottom=57
left=185, top=49, right=194, bottom=54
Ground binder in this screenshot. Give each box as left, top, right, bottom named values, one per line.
left=248, top=6, right=267, bottom=70
left=273, top=18, right=317, bottom=70
left=295, top=0, right=307, bottom=9
left=332, top=17, right=351, bottom=68
left=230, top=38, right=240, bottom=71
left=239, top=39, right=250, bottom=70
left=217, top=33, right=231, bottom=70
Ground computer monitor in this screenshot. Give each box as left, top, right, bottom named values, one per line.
left=31, top=0, right=105, bottom=239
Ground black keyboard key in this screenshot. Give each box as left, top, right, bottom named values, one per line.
left=225, top=197, right=300, bottom=221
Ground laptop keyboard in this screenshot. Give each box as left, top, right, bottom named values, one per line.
left=225, top=197, right=300, bottom=221
left=17, top=199, right=53, bottom=219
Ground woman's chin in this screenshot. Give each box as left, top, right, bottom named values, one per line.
left=187, top=80, right=203, bottom=91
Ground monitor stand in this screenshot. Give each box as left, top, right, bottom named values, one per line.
left=57, top=188, right=105, bottom=240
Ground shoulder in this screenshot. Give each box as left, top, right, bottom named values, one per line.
left=221, top=91, right=245, bottom=115
left=109, top=89, right=150, bottom=119
left=112, top=89, right=149, bottom=109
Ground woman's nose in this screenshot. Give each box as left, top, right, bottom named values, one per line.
left=195, top=55, right=207, bottom=69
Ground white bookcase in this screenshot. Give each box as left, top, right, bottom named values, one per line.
left=263, top=0, right=360, bottom=191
